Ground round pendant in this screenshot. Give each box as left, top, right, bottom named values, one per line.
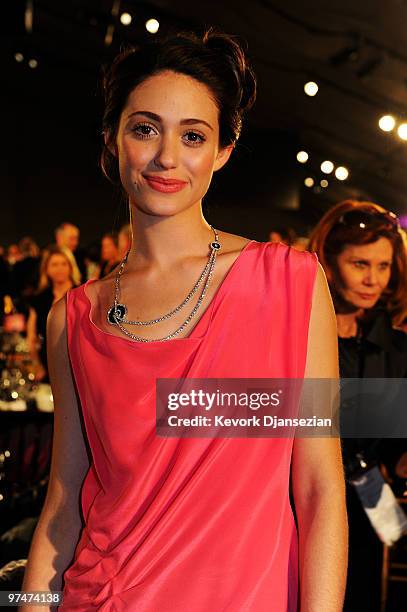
left=210, top=241, right=221, bottom=250
left=107, top=303, right=127, bottom=325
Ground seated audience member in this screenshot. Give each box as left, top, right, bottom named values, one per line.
left=6, top=244, right=22, bottom=266
left=268, top=226, right=296, bottom=246
left=10, top=237, right=41, bottom=300
left=99, top=233, right=120, bottom=278
left=26, top=247, right=77, bottom=382
left=117, top=223, right=132, bottom=258
left=55, top=221, right=87, bottom=283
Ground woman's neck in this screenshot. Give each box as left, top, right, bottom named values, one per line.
left=336, top=309, right=364, bottom=338
left=127, top=203, right=212, bottom=271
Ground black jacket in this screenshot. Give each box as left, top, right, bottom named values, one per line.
left=339, top=307, right=407, bottom=484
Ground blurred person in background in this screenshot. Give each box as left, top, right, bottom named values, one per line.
left=117, top=223, right=132, bottom=258
left=6, top=244, right=22, bottom=266
left=83, top=240, right=102, bottom=280
left=291, top=235, right=309, bottom=252
left=0, top=250, right=11, bottom=326
left=26, top=247, right=77, bottom=382
left=55, top=221, right=87, bottom=283
left=400, top=314, right=407, bottom=334
left=99, top=232, right=120, bottom=278
left=10, top=236, right=41, bottom=300
left=308, top=199, right=407, bottom=612
left=268, top=226, right=296, bottom=246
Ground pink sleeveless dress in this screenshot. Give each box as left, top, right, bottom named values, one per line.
left=59, top=241, right=318, bottom=611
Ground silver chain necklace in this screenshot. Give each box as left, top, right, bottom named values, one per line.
left=106, top=226, right=221, bottom=342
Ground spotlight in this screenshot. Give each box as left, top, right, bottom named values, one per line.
left=397, top=123, right=407, bottom=140
left=320, top=179, right=329, bottom=188
left=28, top=58, right=38, bottom=69
left=304, top=177, right=314, bottom=188
left=120, top=13, right=132, bottom=26
left=297, top=151, right=309, bottom=163
left=304, top=81, right=319, bottom=97
left=321, top=161, right=334, bottom=174
left=378, top=115, right=396, bottom=132
left=14, top=52, right=24, bottom=63
left=335, top=166, right=349, bottom=181
left=145, top=18, right=159, bottom=34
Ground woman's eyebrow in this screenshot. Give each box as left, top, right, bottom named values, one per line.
left=350, top=257, right=392, bottom=264
left=127, top=110, right=213, bottom=130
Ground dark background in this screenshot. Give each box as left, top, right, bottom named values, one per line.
left=3, top=0, right=407, bottom=247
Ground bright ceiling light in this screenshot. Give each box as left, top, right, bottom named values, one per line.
left=304, top=81, right=319, bottom=97
left=321, top=160, right=334, bottom=174
left=296, top=151, right=309, bottom=163
left=145, top=18, right=159, bottom=34
left=28, top=58, right=38, bottom=69
left=335, top=166, right=349, bottom=181
left=120, top=13, right=132, bottom=26
left=320, top=179, right=329, bottom=188
left=397, top=123, right=407, bottom=140
left=378, top=115, right=396, bottom=132
left=14, top=52, right=24, bottom=63
left=304, top=177, right=314, bottom=188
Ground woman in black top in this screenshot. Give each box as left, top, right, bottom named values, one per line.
left=308, top=200, right=407, bottom=612
left=26, top=246, right=76, bottom=382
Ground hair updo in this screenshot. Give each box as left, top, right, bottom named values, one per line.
left=100, top=28, right=257, bottom=185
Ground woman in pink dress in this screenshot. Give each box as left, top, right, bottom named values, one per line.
left=21, top=30, right=348, bottom=611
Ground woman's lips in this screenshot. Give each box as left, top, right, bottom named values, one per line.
left=143, top=175, right=188, bottom=193
left=357, top=293, right=378, bottom=300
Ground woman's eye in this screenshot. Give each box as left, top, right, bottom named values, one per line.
left=353, top=261, right=366, bottom=268
left=131, top=123, right=157, bottom=138
left=183, top=131, right=205, bottom=145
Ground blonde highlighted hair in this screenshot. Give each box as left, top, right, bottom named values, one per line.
left=36, top=246, right=80, bottom=293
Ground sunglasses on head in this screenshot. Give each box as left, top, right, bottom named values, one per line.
left=337, top=209, right=400, bottom=231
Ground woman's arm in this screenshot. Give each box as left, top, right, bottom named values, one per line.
left=291, top=263, right=348, bottom=612
left=19, top=295, right=90, bottom=611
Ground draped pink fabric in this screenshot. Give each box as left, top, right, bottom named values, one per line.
left=59, top=240, right=318, bottom=611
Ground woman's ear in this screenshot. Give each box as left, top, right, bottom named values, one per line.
left=213, top=144, right=234, bottom=172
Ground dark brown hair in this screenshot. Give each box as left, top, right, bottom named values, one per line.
left=308, top=200, right=407, bottom=326
left=99, top=28, right=257, bottom=185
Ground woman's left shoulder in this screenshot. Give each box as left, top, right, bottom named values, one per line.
left=263, top=240, right=318, bottom=269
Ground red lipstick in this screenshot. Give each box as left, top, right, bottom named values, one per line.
left=143, top=175, right=188, bottom=193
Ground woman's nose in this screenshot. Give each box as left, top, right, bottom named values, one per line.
left=363, top=268, right=379, bottom=285
left=154, top=135, right=179, bottom=169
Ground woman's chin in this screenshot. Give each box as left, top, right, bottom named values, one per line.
left=348, top=296, right=380, bottom=311
left=130, top=195, right=195, bottom=218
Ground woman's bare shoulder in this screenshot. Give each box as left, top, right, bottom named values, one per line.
left=47, top=292, right=68, bottom=334
left=218, top=231, right=253, bottom=254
